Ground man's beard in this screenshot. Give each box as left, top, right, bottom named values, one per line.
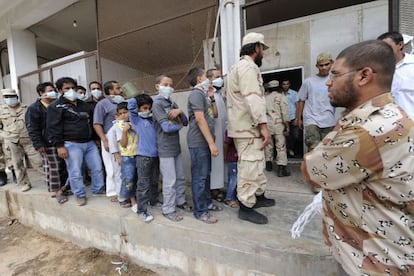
left=254, top=54, right=263, bottom=67
left=331, top=78, right=358, bottom=109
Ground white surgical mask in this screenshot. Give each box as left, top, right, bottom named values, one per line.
left=45, top=91, right=58, bottom=99
left=200, top=79, right=210, bottom=91
left=138, top=111, right=152, bottom=118
left=158, top=86, right=174, bottom=99
left=4, top=97, right=19, bottom=107
left=77, top=93, right=88, bottom=101
left=112, top=95, right=125, bottom=104
left=212, top=77, right=224, bottom=88
left=63, top=89, right=77, bottom=101
left=91, top=89, right=102, bottom=99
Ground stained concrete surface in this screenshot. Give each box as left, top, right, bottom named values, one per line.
left=0, top=162, right=337, bottom=276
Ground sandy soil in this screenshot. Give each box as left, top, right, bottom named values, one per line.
left=0, top=218, right=157, bottom=276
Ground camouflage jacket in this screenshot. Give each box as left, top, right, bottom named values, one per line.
left=265, top=92, right=289, bottom=134
left=0, top=104, right=29, bottom=143
left=302, top=93, right=414, bottom=275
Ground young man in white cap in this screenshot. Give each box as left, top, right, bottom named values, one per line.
left=0, top=88, right=43, bottom=192
left=227, top=32, right=275, bottom=224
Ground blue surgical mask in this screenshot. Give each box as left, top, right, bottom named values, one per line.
left=4, top=97, right=19, bottom=107
left=91, top=89, right=102, bottom=99
left=112, top=95, right=125, bottom=104
left=63, top=89, right=77, bottom=101
left=200, top=79, right=210, bottom=91
left=158, top=86, right=174, bottom=99
left=138, top=111, right=152, bottom=118
left=45, top=91, right=58, bottom=99
left=77, top=93, right=88, bottom=101
left=212, top=77, right=224, bottom=88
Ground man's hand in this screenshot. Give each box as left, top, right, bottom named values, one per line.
left=168, top=109, right=182, bottom=120
left=259, top=123, right=270, bottom=149
left=57, top=147, right=68, bottom=159
left=102, top=138, right=109, bottom=152
left=114, top=153, right=121, bottom=165
left=209, top=142, right=219, bottom=157
left=295, top=118, right=303, bottom=129
left=37, top=147, right=47, bottom=154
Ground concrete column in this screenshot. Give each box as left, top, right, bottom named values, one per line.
left=220, top=0, right=242, bottom=75
left=6, top=28, right=38, bottom=93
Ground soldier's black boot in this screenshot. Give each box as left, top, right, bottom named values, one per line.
left=277, top=165, right=291, bottom=177
left=238, top=202, right=268, bottom=224
left=253, top=194, right=276, bottom=208
left=265, top=161, right=273, bottom=171
left=11, top=169, right=17, bottom=183
left=0, top=170, right=7, bottom=186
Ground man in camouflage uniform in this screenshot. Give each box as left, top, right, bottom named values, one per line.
left=227, top=32, right=275, bottom=224
left=264, top=80, right=290, bottom=177
left=302, top=40, right=414, bottom=275
left=0, top=88, right=43, bottom=192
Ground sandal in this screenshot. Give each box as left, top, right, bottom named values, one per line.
left=56, top=194, right=68, bottom=204
left=176, top=202, right=192, bottom=212
left=119, top=200, right=131, bottom=208
left=110, top=195, right=118, bottom=202
left=211, top=189, right=225, bottom=202
left=224, top=199, right=239, bottom=209
left=208, top=203, right=223, bottom=212
left=198, top=212, right=217, bottom=224
left=163, top=212, right=183, bottom=222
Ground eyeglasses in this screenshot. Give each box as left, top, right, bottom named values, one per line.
left=328, top=69, right=360, bottom=80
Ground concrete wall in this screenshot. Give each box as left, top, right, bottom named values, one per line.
left=250, top=0, right=388, bottom=78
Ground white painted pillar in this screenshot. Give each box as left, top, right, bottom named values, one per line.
left=6, top=28, right=38, bottom=94
left=220, top=0, right=242, bottom=75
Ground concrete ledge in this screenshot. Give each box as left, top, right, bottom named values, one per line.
left=0, top=169, right=337, bottom=276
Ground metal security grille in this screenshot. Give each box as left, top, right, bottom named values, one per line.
left=400, top=0, right=414, bottom=53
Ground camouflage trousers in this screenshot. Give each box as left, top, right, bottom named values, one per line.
left=264, top=124, right=287, bottom=165
left=4, top=138, right=43, bottom=185
left=234, top=137, right=267, bottom=208
left=304, top=124, right=334, bottom=152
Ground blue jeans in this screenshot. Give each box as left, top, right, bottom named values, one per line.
left=120, top=156, right=137, bottom=200
left=225, top=161, right=237, bottom=201
left=64, top=141, right=104, bottom=198
left=189, top=147, right=211, bottom=218
left=136, top=156, right=160, bottom=213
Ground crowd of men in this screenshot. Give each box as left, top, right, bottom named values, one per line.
left=0, top=29, right=413, bottom=275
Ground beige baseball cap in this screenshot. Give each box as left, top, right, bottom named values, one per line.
left=1, top=88, right=17, bottom=97
left=267, top=80, right=279, bottom=88
left=242, top=32, right=269, bottom=49
left=316, top=52, right=332, bottom=63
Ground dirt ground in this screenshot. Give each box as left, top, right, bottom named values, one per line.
left=0, top=218, right=158, bottom=276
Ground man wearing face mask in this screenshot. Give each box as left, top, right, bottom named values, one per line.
left=47, top=77, right=105, bottom=206
left=206, top=68, right=227, bottom=202
left=26, top=82, right=69, bottom=202
left=88, top=81, right=104, bottom=107
left=227, top=32, right=274, bottom=224
left=93, top=80, right=124, bottom=202
left=0, top=88, right=43, bottom=192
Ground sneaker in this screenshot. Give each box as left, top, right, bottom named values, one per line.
left=76, top=197, right=87, bottom=206
left=139, top=211, right=154, bottom=223
left=21, top=184, right=32, bottom=192
left=131, top=204, right=138, bottom=213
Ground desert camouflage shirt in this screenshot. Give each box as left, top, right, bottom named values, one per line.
left=302, top=93, right=414, bottom=275
left=227, top=55, right=267, bottom=138
left=0, top=104, right=29, bottom=143
left=265, top=92, right=289, bottom=135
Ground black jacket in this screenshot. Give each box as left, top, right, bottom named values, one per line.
left=25, top=99, right=51, bottom=150
left=47, top=97, right=94, bottom=147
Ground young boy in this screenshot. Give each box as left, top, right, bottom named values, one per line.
left=107, top=102, right=136, bottom=209
left=186, top=67, right=221, bottom=224
left=223, top=130, right=239, bottom=208
left=127, top=94, right=159, bottom=223
left=152, top=74, right=189, bottom=222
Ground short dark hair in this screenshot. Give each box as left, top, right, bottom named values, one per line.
left=55, top=77, right=77, bottom=91
left=337, top=40, right=396, bottom=89
left=76, top=85, right=86, bottom=92
left=117, top=102, right=128, bottom=112
left=36, top=82, right=54, bottom=95
left=187, top=67, right=204, bottom=87
left=89, top=81, right=102, bottom=90
left=155, top=74, right=172, bottom=84
left=135, top=93, right=153, bottom=108
left=240, top=43, right=260, bottom=57
left=377, top=31, right=403, bottom=45
left=103, top=80, right=118, bottom=95
left=206, top=68, right=216, bottom=79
